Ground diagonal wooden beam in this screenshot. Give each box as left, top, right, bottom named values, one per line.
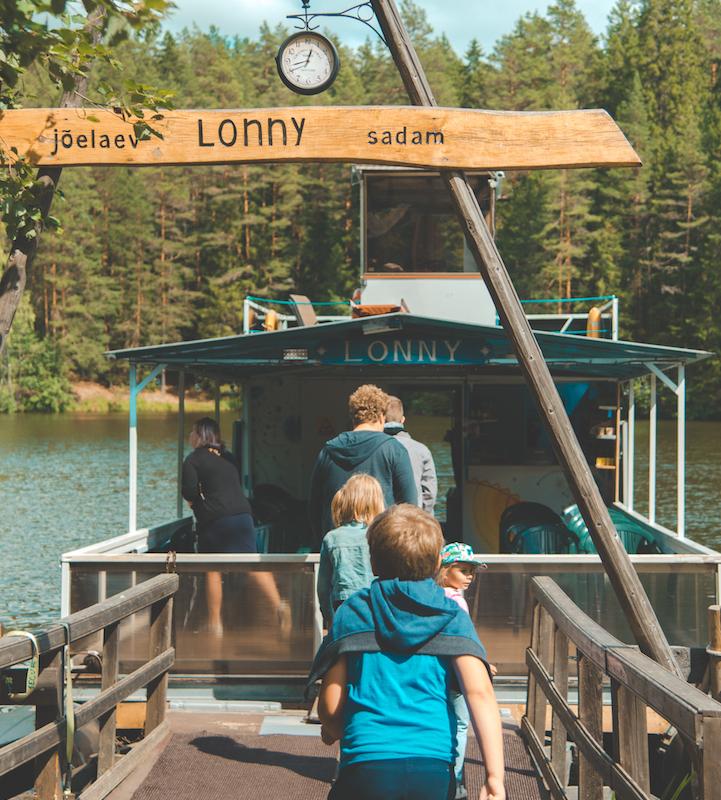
left=0, top=8, right=105, bottom=356
left=369, top=0, right=681, bottom=678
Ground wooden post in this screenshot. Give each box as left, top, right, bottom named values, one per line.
left=550, top=627, right=569, bottom=787
left=700, top=716, right=721, bottom=800
left=526, top=603, right=541, bottom=732
left=532, top=606, right=554, bottom=742
left=369, top=0, right=682, bottom=679
left=97, top=622, right=120, bottom=775
left=611, top=678, right=650, bottom=795
left=0, top=8, right=105, bottom=356
left=577, top=654, right=604, bottom=800
left=144, top=596, right=173, bottom=735
left=708, top=605, right=721, bottom=702
left=34, top=651, right=62, bottom=800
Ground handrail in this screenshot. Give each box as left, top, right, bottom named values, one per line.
left=0, top=573, right=179, bottom=800
left=0, top=574, right=178, bottom=670
left=522, top=576, right=721, bottom=800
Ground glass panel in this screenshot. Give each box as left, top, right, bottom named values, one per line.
left=70, top=563, right=317, bottom=675
left=365, top=174, right=488, bottom=273
left=69, top=559, right=716, bottom=678
left=466, top=563, right=716, bottom=674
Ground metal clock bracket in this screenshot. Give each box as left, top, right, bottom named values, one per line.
left=286, top=1, right=387, bottom=46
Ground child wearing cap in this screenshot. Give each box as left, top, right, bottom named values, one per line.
left=438, top=542, right=488, bottom=800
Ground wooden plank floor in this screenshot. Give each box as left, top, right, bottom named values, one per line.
left=123, top=712, right=547, bottom=800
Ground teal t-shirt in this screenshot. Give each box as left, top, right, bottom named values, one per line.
left=340, top=650, right=457, bottom=766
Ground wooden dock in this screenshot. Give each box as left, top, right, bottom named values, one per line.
left=3, top=574, right=721, bottom=800
left=107, top=711, right=546, bottom=800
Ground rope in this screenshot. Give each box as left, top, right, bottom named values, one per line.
left=519, top=295, right=616, bottom=304
left=246, top=295, right=350, bottom=307
left=2, top=630, right=39, bottom=700
left=59, top=622, right=75, bottom=798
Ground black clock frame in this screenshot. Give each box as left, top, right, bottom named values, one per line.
left=276, top=31, right=340, bottom=96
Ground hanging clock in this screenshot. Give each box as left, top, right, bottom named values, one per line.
left=276, top=31, right=340, bottom=95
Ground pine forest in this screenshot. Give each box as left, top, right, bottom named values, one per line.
left=2, top=0, right=721, bottom=419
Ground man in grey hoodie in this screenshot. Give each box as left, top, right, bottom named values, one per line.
left=308, top=384, right=417, bottom=548
left=384, top=395, right=438, bottom=515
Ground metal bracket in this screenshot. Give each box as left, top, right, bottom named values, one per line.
left=287, top=1, right=387, bottom=45
left=647, top=363, right=680, bottom=395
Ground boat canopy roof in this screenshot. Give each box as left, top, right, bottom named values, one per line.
left=106, top=313, right=711, bottom=381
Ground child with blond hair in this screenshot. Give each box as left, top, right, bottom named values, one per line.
left=317, top=473, right=384, bottom=627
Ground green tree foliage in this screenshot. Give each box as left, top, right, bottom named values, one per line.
left=3, top=1, right=721, bottom=418
left=1, top=296, right=71, bottom=411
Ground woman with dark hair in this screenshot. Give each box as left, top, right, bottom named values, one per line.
left=182, top=417, right=289, bottom=634
left=183, top=417, right=254, bottom=553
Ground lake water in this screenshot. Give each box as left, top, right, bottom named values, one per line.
left=0, top=413, right=719, bottom=630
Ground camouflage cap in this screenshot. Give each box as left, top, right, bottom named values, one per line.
left=440, top=542, right=484, bottom=567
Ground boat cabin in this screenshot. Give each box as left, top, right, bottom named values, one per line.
left=61, top=166, right=718, bottom=689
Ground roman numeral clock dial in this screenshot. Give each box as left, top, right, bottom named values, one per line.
left=277, top=31, right=340, bottom=95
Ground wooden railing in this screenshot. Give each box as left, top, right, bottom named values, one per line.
left=0, top=573, right=179, bottom=800
left=522, top=576, right=721, bottom=800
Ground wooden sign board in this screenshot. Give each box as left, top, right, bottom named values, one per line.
left=0, top=106, right=640, bottom=170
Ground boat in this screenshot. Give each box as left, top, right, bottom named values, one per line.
left=58, top=165, right=719, bottom=694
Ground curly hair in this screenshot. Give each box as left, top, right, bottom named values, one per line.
left=348, top=384, right=389, bottom=426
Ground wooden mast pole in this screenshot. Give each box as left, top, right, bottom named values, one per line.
left=0, top=8, right=105, bottom=356
left=369, top=0, right=681, bottom=677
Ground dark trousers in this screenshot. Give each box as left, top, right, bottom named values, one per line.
left=328, top=758, right=455, bottom=800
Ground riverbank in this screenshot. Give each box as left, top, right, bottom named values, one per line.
left=5, top=381, right=239, bottom=414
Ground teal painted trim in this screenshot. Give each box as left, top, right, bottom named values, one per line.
left=129, top=362, right=166, bottom=428
left=520, top=295, right=616, bottom=305
left=129, top=363, right=137, bottom=428
left=246, top=295, right=350, bottom=306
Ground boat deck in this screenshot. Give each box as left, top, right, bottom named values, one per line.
left=113, top=711, right=547, bottom=800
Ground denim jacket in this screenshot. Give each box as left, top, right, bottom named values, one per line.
left=317, top=521, right=374, bottom=626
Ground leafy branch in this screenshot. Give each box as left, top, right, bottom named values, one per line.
left=0, top=0, right=175, bottom=241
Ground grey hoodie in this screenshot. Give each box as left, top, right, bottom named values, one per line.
left=384, top=423, right=438, bottom=514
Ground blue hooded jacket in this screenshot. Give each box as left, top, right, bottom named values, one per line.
left=307, top=577, right=488, bottom=692
left=308, top=430, right=418, bottom=546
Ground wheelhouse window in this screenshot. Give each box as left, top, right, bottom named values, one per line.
left=365, top=172, right=491, bottom=274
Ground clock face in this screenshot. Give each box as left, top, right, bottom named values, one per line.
left=277, top=32, right=340, bottom=95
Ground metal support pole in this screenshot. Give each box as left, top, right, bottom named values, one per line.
left=628, top=381, right=635, bottom=512
left=129, top=362, right=138, bottom=533
left=649, top=374, right=657, bottom=524
left=128, top=362, right=165, bottom=533
left=611, top=296, right=619, bottom=340
left=177, top=370, right=185, bottom=519
left=214, top=383, right=221, bottom=422
left=242, top=381, right=252, bottom=494
left=677, top=364, right=685, bottom=538
left=243, top=298, right=250, bottom=335
left=621, top=420, right=629, bottom=506
left=370, top=0, right=681, bottom=677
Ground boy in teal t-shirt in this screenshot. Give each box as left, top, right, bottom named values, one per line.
left=310, top=504, right=505, bottom=800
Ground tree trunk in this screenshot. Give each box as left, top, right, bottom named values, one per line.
left=0, top=8, right=105, bottom=355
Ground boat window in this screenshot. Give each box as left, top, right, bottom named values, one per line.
left=466, top=384, right=608, bottom=468
left=365, top=173, right=490, bottom=273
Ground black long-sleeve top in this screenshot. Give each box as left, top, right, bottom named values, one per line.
left=181, top=445, right=251, bottom=528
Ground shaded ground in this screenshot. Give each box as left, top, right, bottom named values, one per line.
left=125, top=712, right=546, bottom=800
